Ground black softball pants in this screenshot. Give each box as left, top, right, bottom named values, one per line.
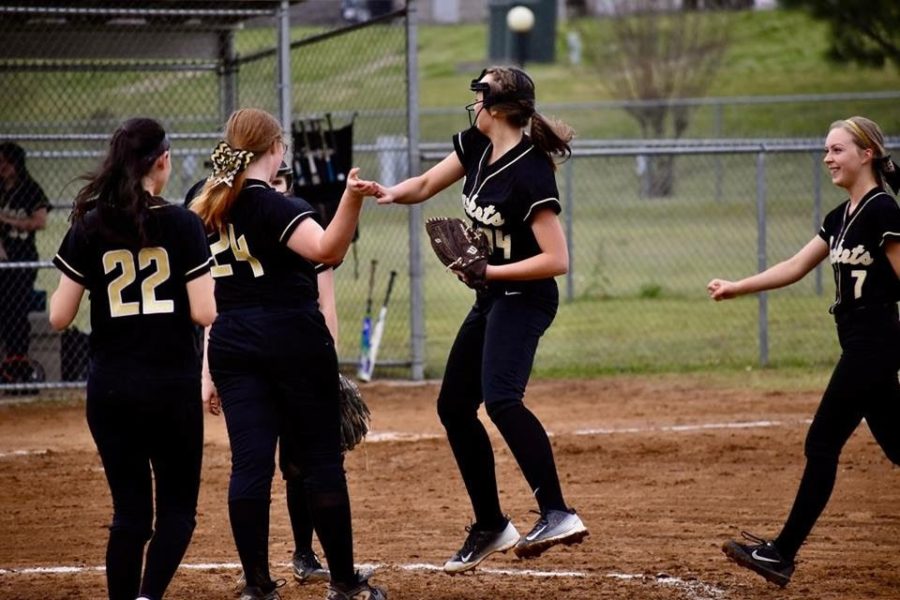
left=86, top=367, right=203, bottom=600
left=437, top=283, right=568, bottom=531
left=209, top=306, right=355, bottom=589
left=776, top=305, right=900, bottom=561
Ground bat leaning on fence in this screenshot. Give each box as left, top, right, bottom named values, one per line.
left=358, top=269, right=396, bottom=383
left=357, top=259, right=377, bottom=381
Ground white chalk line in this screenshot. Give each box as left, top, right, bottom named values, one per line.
left=0, top=418, right=813, bottom=460
left=0, top=449, right=47, bottom=459
left=573, top=418, right=812, bottom=436
left=0, top=561, right=582, bottom=579
left=608, top=573, right=727, bottom=600
left=0, top=562, right=727, bottom=598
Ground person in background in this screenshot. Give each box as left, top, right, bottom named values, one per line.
left=0, top=141, right=50, bottom=387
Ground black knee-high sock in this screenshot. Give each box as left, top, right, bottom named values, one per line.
left=491, top=404, right=566, bottom=513
left=140, top=512, right=196, bottom=599
left=286, top=477, right=315, bottom=554
left=106, top=527, right=147, bottom=600
left=443, top=417, right=505, bottom=530
left=775, top=457, right=838, bottom=561
left=229, top=499, right=273, bottom=590
left=307, top=489, right=354, bottom=586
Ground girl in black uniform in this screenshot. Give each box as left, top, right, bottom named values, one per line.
left=190, top=108, right=384, bottom=600
left=373, top=66, right=589, bottom=573
left=708, top=116, right=900, bottom=587
left=48, top=118, right=216, bottom=600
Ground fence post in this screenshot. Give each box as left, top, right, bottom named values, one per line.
left=218, top=30, right=237, bottom=122
left=812, top=151, right=823, bottom=296
left=276, top=1, right=292, bottom=137
left=756, top=151, right=769, bottom=367
left=406, top=2, right=425, bottom=381
left=564, top=156, right=574, bottom=302
left=714, top=101, right=724, bottom=201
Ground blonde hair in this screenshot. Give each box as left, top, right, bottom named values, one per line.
left=828, top=116, right=896, bottom=192
left=191, top=108, right=283, bottom=231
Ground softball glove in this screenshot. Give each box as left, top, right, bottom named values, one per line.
left=425, top=217, right=491, bottom=290
left=339, top=373, right=370, bottom=451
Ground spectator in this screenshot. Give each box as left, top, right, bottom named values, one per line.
left=0, top=142, right=50, bottom=387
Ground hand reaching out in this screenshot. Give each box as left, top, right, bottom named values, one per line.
left=372, top=182, right=395, bottom=205
left=346, top=167, right=379, bottom=198
left=707, top=278, right=738, bottom=301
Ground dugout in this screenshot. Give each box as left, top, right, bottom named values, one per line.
left=0, top=1, right=424, bottom=392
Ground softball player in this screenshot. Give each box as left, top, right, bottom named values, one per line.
left=48, top=118, right=216, bottom=600
left=273, top=161, right=332, bottom=583
left=226, top=162, right=333, bottom=591
left=372, top=66, right=589, bottom=573
left=190, top=108, right=384, bottom=600
left=708, top=116, right=900, bottom=587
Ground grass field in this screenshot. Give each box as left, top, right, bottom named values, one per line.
left=5, top=7, right=894, bottom=380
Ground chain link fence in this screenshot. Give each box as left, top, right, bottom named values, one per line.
left=0, top=1, right=414, bottom=395
left=2, top=2, right=898, bottom=397
left=420, top=138, right=899, bottom=376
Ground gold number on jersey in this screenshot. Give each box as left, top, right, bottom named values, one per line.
left=209, top=224, right=264, bottom=279
left=477, top=226, right=511, bottom=260
left=139, top=248, right=175, bottom=314
left=102, top=248, right=174, bottom=318
left=103, top=250, right=140, bottom=317
left=851, top=269, right=867, bottom=299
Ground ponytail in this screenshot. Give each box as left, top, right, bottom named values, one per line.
left=878, top=155, right=900, bottom=194
left=72, top=118, right=169, bottom=247
left=529, top=112, right=574, bottom=170
left=191, top=108, right=283, bottom=232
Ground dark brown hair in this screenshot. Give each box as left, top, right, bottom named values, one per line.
left=72, top=117, right=169, bottom=246
left=482, top=66, right=574, bottom=170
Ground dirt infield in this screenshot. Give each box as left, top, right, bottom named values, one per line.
left=1, top=375, right=898, bottom=600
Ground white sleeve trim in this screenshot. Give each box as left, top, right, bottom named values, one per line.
left=279, top=211, right=316, bottom=243
left=185, top=256, right=213, bottom=277
left=880, top=230, right=900, bottom=246
left=54, top=253, right=85, bottom=279
left=523, top=197, right=561, bottom=222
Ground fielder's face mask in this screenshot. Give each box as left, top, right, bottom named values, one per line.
left=466, top=68, right=536, bottom=128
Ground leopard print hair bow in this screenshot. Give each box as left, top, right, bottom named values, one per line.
left=210, top=141, right=254, bottom=187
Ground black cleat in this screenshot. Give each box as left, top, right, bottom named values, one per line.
left=722, top=531, right=795, bottom=587
left=326, top=571, right=387, bottom=600
left=443, top=519, right=520, bottom=574
left=292, top=549, right=330, bottom=583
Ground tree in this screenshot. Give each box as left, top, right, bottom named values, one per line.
left=577, top=1, right=732, bottom=196
left=780, top=0, right=900, bottom=68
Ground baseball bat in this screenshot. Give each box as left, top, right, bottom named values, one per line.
left=358, top=270, right=397, bottom=383
left=316, top=118, right=336, bottom=183
left=357, top=259, right=378, bottom=380
left=300, top=119, right=321, bottom=186
left=325, top=112, right=346, bottom=182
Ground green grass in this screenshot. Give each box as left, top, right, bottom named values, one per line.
left=4, top=8, right=893, bottom=381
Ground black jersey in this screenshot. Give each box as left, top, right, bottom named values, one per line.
left=0, top=175, right=50, bottom=261
left=53, top=201, right=212, bottom=373
left=818, top=187, right=900, bottom=315
left=453, top=127, right=561, bottom=269
left=208, top=179, right=320, bottom=311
